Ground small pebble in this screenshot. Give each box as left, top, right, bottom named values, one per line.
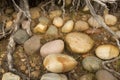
left=31, top=71, right=40, bottom=78
left=49, top=10, right=62, bottom=19
left=53, top=17, right=64, bottom=27
left=88, top=16, right=103, bottom=28
left=74, top=20, right=89, bottom=31
left=104, top=14, right=117, bottom=26
left=46, top=25, right=58, bottom=36
left=39, top=16, right=50, bottom=25
left=62, top=20, right=74, bottom=33
left=33, top=23, right=47, bottom=33
left=30, top=7, right=40, bottom=19
left=5, top=20, right=13, bottom=31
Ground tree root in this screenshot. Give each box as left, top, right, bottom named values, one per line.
left=6, top=0, right=32, bottom=80
left=85, top=0, right=120, bottom=78
left=61, top=0, right=65, bottom=17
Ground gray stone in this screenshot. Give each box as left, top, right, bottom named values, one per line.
left=46, top=25, right=58, bottom=36
left=24, top=35, right=41, bottom=55
left=13, top=29, right=30, bottom=44
left=96, top=70, right=118, bottom=80
left=82, top=56, right=102, bottom=72
left=2, top=72, right=20, bottom=80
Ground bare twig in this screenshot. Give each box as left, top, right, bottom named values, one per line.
left=6, top=0, right=31, bottom=80
left=22, top=0, right=32, bottom=36
left=102, top=56, right=120, bottom=78
left=58, top=0, right=62, bottom=4
left=41, top=0, right=53, bottom=14
left=76, top=0, right=80, bottom=11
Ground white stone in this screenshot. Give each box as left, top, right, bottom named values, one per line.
left=62, top=20, right=74, bottom=33
left=95, top=44, right=119, bottom=60
left=65, top=32, right=94, bottom=54
left=33, top=23, right=47, bottom=33
left=88, top=16, right=103, bottom=28
left=40, top=40, right=64, bottom=57
left=104, top=14, right=117, bottom=26
left=53, top=17, right=64, bottom=27
left=43, top=54, right=77, bottom=73
left=74, top=20, right=89, bottom=31
left=41, top=73, right=68, bottom=80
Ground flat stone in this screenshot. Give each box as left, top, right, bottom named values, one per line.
left=24, top=35, right=41, bottom=55
left=46, top=25, right=58, bottom=36
left=13, top=29, right=30, bottom=44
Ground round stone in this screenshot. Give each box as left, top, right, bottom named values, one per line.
left=43, top=54, right=77, bottom=73
left=74, top=20, right=89, bottom=31
left=95, top=44, right=119, bottom=60
left=82, top=56, right=102, bottom=72
left=53, top=17, right=64, bottom=27
left=65, top=32, right=94, bottom=54
left=40, top=39, right=64, bottom=57
left=96, top=70, right=118, bottom=80
left=104, top=14, right=117, bottom=26
left=62, top=20, right=74, bottom=33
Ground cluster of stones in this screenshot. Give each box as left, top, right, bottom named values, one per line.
left=1, top=6, right=120, bottom=80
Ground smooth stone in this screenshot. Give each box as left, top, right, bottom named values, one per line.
left=96, top=70, right=118, bottom=80
left=43, top=54, right=77, bottom=73
left=39, top=16, right=50, bottom=25
left=40, top=39, right=64, bottom=57
left=13, top=29, right=29, bottom=44
left=53, top=17, right=64, bottom=27
left=41, top=73, right=68, bottom=80
left=33, top=23, right=47, bottom=33
left=30, top=7, right=40, bottom=19
left=2, top=72, right=20, bottom=80
left=65, top=32, right=94, bottom=54
left=62, top=20, right=74, bottom=33
left=95, top=44, right=119, bottom=60
left=46, top=25, right=58, bottom=36
left=78, top=73, right=95, bottom=80
left=74, top=20, right=89, bottom=31
left=104, top=14, right=117, bottom=26
left=24, top=35, right=41, bottom=55
left=88, top=16, right=103, bottom=28
left=82, top=56, right=102, bottom=72
left=49, top=10, right=62, bottom=19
